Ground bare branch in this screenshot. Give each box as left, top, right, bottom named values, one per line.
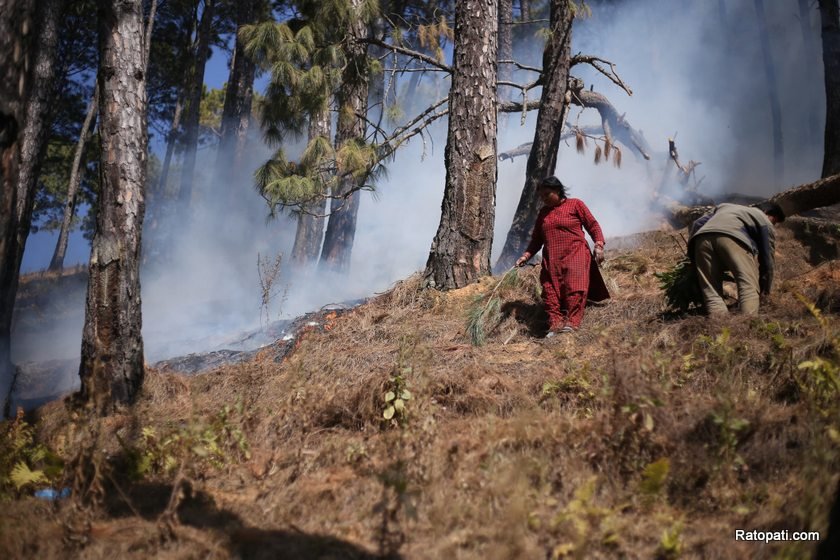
left=498, top=100, right=542, bottom=113
left=360, top=37, right=452, bottom=73
left=570, top=53, right=633, bottom=96
left=497, top=59, right=542, bottom=74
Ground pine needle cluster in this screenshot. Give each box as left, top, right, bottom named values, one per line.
left=466, top=268, right=520, bottom=346
left=654, top=256, right=704, bottom=313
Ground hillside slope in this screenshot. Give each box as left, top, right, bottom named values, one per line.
left=2, top=217, right=840, bottom=559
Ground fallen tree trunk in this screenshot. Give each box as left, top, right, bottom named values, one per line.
left=664, top=173, right=840, bottom=228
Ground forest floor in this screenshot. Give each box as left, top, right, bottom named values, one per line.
left=2, top=213, right=840, bottom=559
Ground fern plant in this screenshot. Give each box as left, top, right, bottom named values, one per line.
left=0, top=410, right=63, bottom=499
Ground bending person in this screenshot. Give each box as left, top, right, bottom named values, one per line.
left=688, top=202, right=784, bottom=315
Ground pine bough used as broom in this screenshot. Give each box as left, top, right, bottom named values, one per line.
left=466, top=268, right=520, bottom=346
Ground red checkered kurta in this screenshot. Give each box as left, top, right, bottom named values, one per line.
left=524, top=198, right=606, bottom=329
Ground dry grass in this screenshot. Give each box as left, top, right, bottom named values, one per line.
left=3, top=219, right=840, bottom=559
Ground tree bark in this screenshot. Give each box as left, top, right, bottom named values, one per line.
left=52, top=0, right=155, bottom=273
left=820, top=0, right=840, bottom=177
left=520, top=0, right=531, bottom=20
left=319, top=0, right=369, bottom=274
left=216, top=0, right=258, bottom=179
left=424, top=0, right=498, bottom=289
left=79, top=0, right=148, bottom=413
left=178, top=0, right=215, bottom=212
left=754, top=0, right=784, bottom=187
left=291, top=107, right=331, bottom=266
left=49, top=88, right=99, bottom=272
left=1, top=0, right=62, bottom=416
left=497, top=0, right=513, bottom=102
left=495, top=0, right=573, bottom=272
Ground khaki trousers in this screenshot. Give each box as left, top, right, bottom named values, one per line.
left=693, top=233, right=760, bottom=315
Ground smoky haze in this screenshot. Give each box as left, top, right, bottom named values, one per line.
left=11, top=0, right=824, bottom=408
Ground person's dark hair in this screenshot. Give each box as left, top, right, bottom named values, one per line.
left=539, top=176, right=567, bottom=198
left=756, top=201, right=785, bottom=223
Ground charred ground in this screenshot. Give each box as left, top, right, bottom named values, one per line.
left=2, top=215, right=840, bottom=559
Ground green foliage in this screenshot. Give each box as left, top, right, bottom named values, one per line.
left=125, top=403, right=250, bottom=480
left=710, top=407, right=750, bottom=464
left=550, top=476, right=621, bottom=558
left=383, top=358, right=413, bottom=426
left=639, top=458, right=670, bottom=502
left=0, top=411, right=63, bottom=499
left=655, top=257, right=703, bottom=313
left=795, top=295, right=840, bottom=420
left=657, top=520, right=684, bottom=559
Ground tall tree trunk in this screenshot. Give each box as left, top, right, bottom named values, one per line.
left=799, top=0, right=820, bottom=142
left=495, top=0, right=573, bottom=271
left=319, top=0, right=369, bottom=274
left=820, top=0, right=840, bottom=177
left=291, top=106, right=331, bottom=266
left=157, top=94, right=185, bottom=195
left=498, top=0, right=513, bottom=102
left=178, top=0, right=215, bottom=212
left=51, top=0, right=155, bottom=273
left=424, top=0, right=498, bottom=290
left=216, top=0, right=258, bottom=179
left=2, top=0, right=63, bottom=416
left=156, top=6, right=195, bottom=196
left=0, top=0, right=36, bottom=416
left=754, top=0, right=784, bottom=187
left=49, top=88, right=99, bottom=272
left=520, top=0, right=531, bottom=20
left=79, top=0, right=148, bottom=413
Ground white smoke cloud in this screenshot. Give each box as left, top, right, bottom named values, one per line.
left=14, top=0, right=824, bottom=386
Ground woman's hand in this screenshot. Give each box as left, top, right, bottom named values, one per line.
left=594, top=245, right=605, bottom=264
left=515, top=254, right=530, bottom=267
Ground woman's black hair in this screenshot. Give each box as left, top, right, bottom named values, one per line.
left=756, top=201, right=785, bottom=223
left=539, top=176, right=567, bottom=197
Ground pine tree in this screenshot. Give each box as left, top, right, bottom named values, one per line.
left=495, top=0, right=574, bottom=271
left=820, top=0, right=840, bottom=177
left=79, top=0, right=149, bottom=412
left=424, top=0, right=498, bottom=289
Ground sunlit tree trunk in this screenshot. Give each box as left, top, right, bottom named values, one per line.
left=49, top=0, right=156, bottom=273
left=319, top=0, right=369, bottom=273
left=79, top=0, right=148, bottom=412
left=495, top=0, right=573, bottom=271
left=498, top=0, right=513, bottom=102
left=820, top=0, right=840, bottom=177
left=424, top=0, right=498, bottom=290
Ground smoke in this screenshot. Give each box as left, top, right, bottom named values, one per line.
left=12, top=0, right=825, bottom=400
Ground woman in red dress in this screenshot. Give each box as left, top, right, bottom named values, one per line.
left=515, top=177, right=608, bottom=336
